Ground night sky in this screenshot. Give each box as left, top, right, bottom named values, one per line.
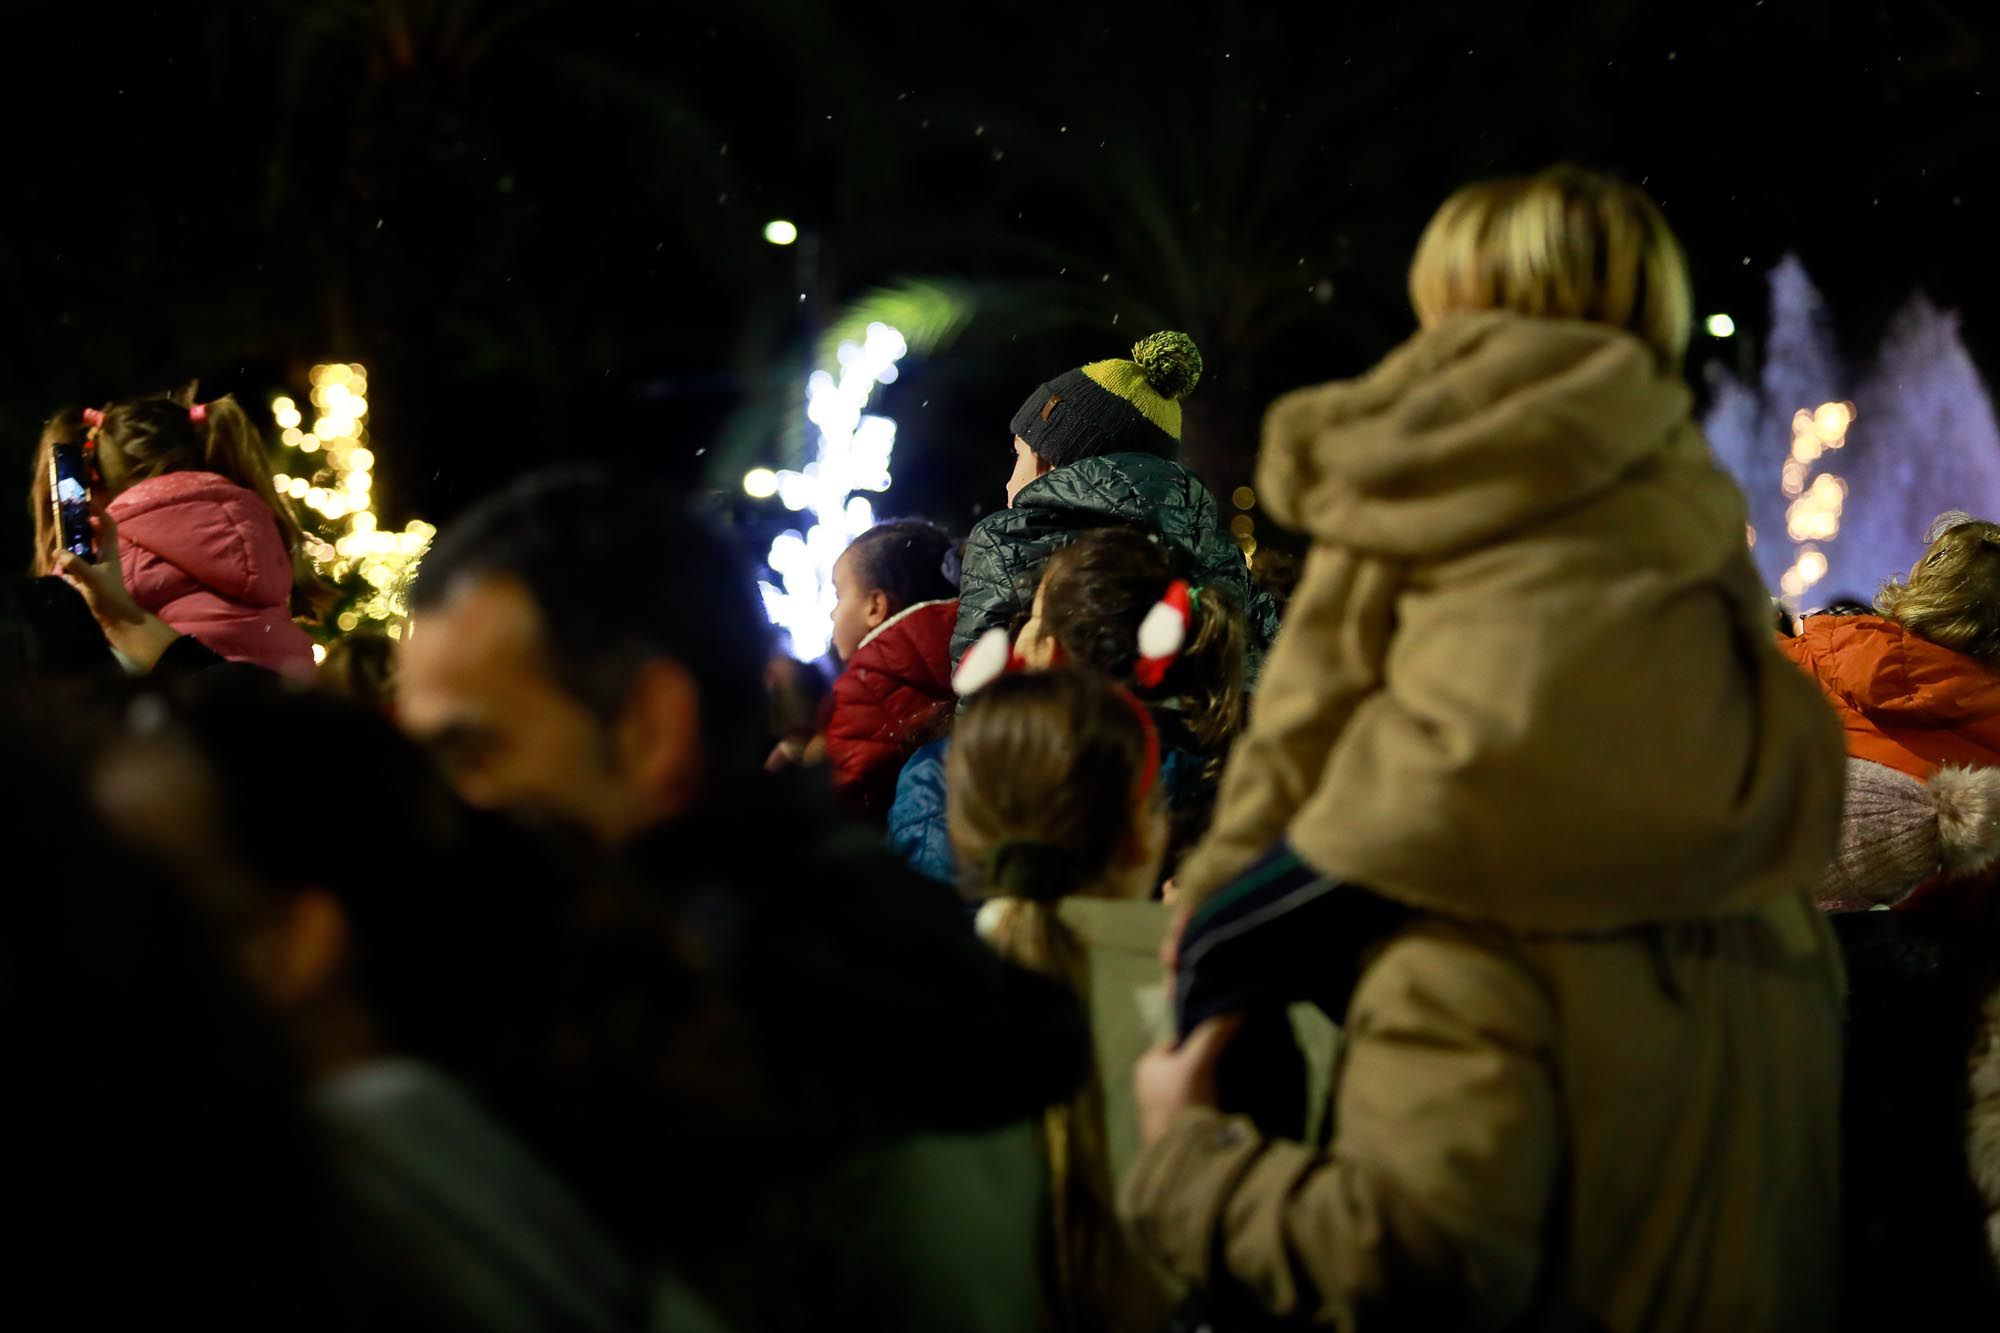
left=2, top=0, right=1994, bottom=561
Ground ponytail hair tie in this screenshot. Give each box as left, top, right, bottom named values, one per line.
left=81, top=407, right=105, bottom=429
left=986, top=838, right=1077, bottom=901
left=1135, top=579, right=1196, bottom=688
left=188, top=402, right=208, bottom=426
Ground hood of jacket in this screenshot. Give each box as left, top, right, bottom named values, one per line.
left=1258, top=312, right=1704, bottom=558
left=108, top=470, right=295, bottom=609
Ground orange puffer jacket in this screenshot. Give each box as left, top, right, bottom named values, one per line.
left=825, top=599, right=956, bottom=820
left=1778, top=613, right=2000, bottom=779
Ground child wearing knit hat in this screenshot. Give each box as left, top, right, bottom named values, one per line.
left=950, top=331, right=1278, bottom=668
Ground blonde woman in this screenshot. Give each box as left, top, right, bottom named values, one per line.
left=1125, top=167, right=1847, bottom=1330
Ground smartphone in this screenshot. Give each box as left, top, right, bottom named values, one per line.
left=49, top=443, right=95, bottom=563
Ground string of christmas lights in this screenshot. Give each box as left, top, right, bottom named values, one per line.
left=269, top=363, right=434, bottom=639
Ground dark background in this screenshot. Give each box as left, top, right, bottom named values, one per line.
left=1, top=0, right=1993, bottom=561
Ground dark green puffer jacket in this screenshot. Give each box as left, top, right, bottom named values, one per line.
left=949, top=451, right=1281, bottom=668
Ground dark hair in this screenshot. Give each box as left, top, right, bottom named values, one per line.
left=32, top=392, right=333, bottom=619
left=1039, top=527, right=1245, bottom=760
left=412, top=468, right=771, bottom=778
left=843, top=519, right=958, bottom=614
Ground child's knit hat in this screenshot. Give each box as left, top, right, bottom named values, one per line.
left=1010, top=330, right=1203, bottom=468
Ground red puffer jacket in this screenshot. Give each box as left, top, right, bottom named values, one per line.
left=826, top=599, right=957, bottom=819
left=108, top=470, right=316, bottom=680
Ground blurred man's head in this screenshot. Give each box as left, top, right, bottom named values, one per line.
left=400, top=469, right=769, bottom=841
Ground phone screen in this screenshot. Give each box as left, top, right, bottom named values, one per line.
left=49, top=443, right=95, bottom=563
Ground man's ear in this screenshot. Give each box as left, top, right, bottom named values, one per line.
left=255, top=890, right=350, bottom=1006
left=616, top=658, right=704, bottom=816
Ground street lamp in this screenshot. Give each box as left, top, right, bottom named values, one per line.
left=763, top=219, right=799, bottom=246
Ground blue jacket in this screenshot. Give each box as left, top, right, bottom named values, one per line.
left=888, top=739, right=955, bottom=884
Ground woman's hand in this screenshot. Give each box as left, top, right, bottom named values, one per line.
left=1134, top=1013, right=1243, bottom=1148
left=54, top=507, right=180, bottom=672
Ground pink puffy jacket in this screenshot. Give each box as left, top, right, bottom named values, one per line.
left=107, top=471, right=316, bottom=680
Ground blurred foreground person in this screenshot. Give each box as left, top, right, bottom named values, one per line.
left=0, top=707, right=357, bottom=1328
left=95, top=676, right=670, bottom=1330
left=400, top=468, right=1089, bottom=1331
left=1127, top=167, right=1847, bottom=1331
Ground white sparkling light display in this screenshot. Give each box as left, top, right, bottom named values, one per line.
left=757, top=322, right=908, bottom=658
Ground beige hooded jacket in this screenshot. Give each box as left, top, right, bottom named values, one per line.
left=1124, top=314, right=1848, bottom=1331
left=1175, top=312, right=1842, bottom=930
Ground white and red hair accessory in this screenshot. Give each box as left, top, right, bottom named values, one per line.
left=952, top=627, right=1016, bottom=696
left=1135, top=579, right=1194, bottom=688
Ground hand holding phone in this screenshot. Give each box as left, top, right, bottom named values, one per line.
left=49, top=443, right=96, bottom=563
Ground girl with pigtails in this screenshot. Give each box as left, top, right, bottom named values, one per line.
left=31, top=390, right=327, bottom=679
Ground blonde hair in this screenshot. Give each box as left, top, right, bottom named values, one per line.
left=1877, top=516, right=2000, bottom=668
left=947, top=669, right=1167, bottom=1333
left=1408, top=164, right=1693, bottom=370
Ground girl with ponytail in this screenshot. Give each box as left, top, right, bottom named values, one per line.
left=948, top=668, right=1174, bottom=1333
left=30, top=390, right=327, bottom=678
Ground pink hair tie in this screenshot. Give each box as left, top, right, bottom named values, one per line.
left=81, top=407, right=104, bottom=429
left=188, top=402, right=209, bottom=426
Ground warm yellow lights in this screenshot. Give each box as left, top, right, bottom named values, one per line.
left=1778, top=401, right=1857, bottom=602
left=269, top=361, right=432, bottom=637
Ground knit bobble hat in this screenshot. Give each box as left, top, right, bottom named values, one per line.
left=1010, top=330, right=1203, bottom=469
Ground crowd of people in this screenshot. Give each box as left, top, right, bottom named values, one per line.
left=9, top=163, right=2000, bottom=1331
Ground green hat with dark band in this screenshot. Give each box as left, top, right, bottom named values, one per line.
left=1010, top=330, right=1203, bottom=468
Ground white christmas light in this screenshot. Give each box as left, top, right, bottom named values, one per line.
left=1706, top=313, right=1737, bottom=338
left=758, top=321, right=909, bottom=658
